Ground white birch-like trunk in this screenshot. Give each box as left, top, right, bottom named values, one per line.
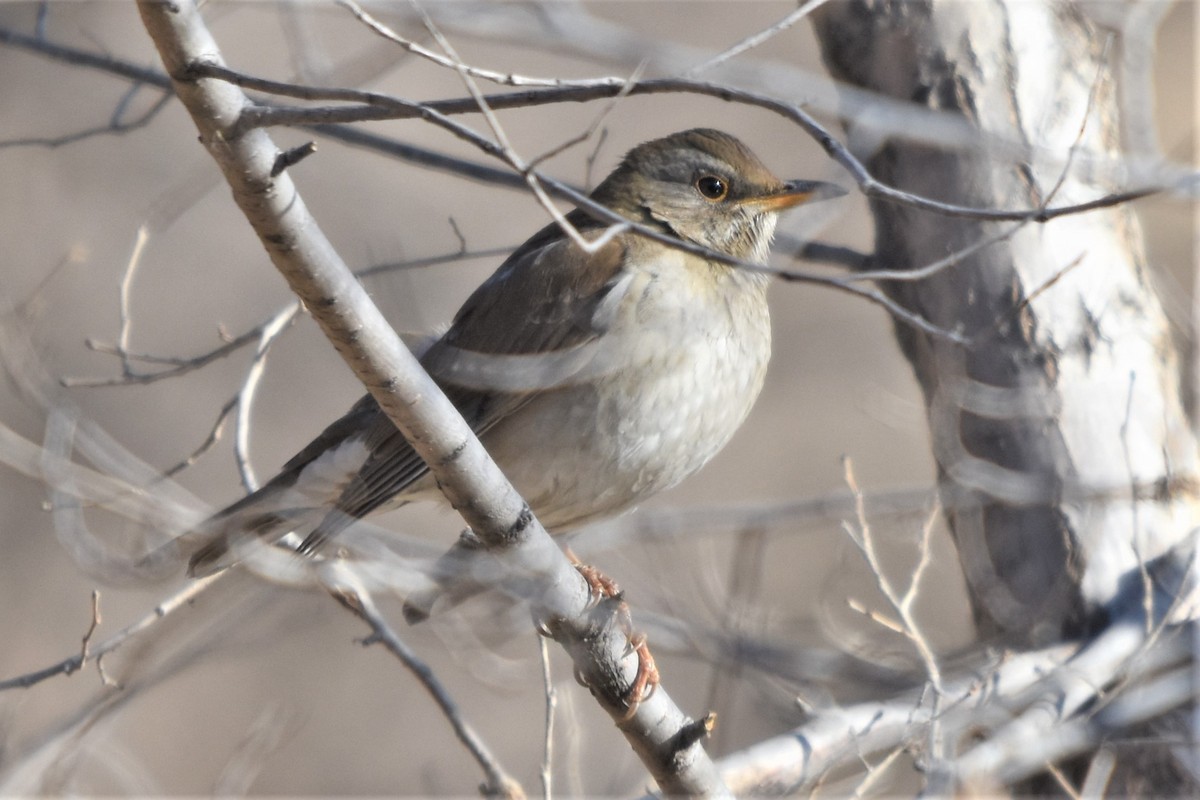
left=812, top=2, right=1199, bottom=791
left=814, top=0, right=1198, bottom=643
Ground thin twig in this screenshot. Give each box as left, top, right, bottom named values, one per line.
left=233, top=304, right=298, bottom=492
left=338, top=0, right=603, bottom=90
left=220, top=71, right=1165, bottom=223
left=116, top=225, right=151, bottom=378
left=66, top=244, right=502, bottom=389
left=161, top=394, right=238, bottom=479
left=685, top=0, right=835, bottom=76
left=1, top=21, right=1172, bottom=223
left=850, top=742, right=906, bottom=798
left=1119, top=369, right=1154, bottom=635
left=1041, top=35, right=1114, bottom=208
left=323, top=564, right=525, bottom=799
left=411, top=7, right=605, bottom=256
left=447, top=217, right=466, bottom=253
left=63, top=322, right=269, bottom=387
left=0, top=86, right=172, bottom=150
left=842, top=458, right=946, bottom=780
left=583, top=127, right=608, bottom=191
left=842, top=459, right=944, bottom=692
left=1046, top=761, right=1083, bottom=800
left=0, top=573, right=226, bottom=691
left=847, top=220, right=1025, bottom=283
left=78, top=590, right=101, bottom=674
left=539, top=635, right=556, bottom=800
left=526, top=60, right=646, bottom=172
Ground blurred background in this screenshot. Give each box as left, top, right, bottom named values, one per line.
left=0, top=1, right=1192, bottom=795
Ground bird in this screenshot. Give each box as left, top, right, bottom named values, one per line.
left=182, top=129, right=843, bottom=592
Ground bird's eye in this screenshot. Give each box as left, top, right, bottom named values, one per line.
left=695, top=175, right=728, bottom=201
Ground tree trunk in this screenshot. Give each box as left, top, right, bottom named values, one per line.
left=813, top=2, right=1199, bottom=792
left=813, top=0, right=1199, bottom=644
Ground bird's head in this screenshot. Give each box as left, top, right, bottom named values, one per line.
left=592, top=128, right=844, bottom=262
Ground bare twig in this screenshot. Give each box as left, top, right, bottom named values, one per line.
left=1040, top=35, right=1114, bottom=209
left=841, top=458, right=946, bottom=781
left=233, top=303, right=298, bottom=492
left=447, top=217, right=466, bottom=253
left=684, top=0, right=835, bottom=77
left=0, top=573, right=226, bottom=691
left=66, top=245, right=500, bottom=390
left=1046, top=762, right=1083, bottom=800
left=2, top=20, right=1177, bottom=221
left=323, top=563, right=525, bottom=799
left=850, top=742, right=906, bottom=798
left=583, top=127, right=608, bottom=190
left=841, top=459, right=944, bottom=691
left=221, top=71, right=1165, bottom=223
left=710, top=621, right=1194, bottom=795
left=63, top=321, right=270, bottom=387
left=846, top=220, right=1025, bottom=283
left=161, top=395, right=237, bottom=479
left=408, top=5, right=596, bottom=255
left=116, top=225, right=150, bottom=379
left=0, top=84, right=172, bottom=150
left=539, top=635, right=557, bottom=800
left=527, top=56, right=647, bottom=174
left=1120, top=369, right=1155, bottom=635
left=3, top=25, right=1160, bottom=349
left=77, top=590, right=101, bottom=676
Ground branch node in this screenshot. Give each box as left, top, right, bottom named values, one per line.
left=271, top=141, right=317, bottom=177
left=672, top=712, right=718, bottom=752
left=479, top=776, right=526, bottom=800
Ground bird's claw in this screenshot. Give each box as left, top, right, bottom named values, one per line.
left=564, top=551, right=660, bottom=719
left=621, top=632, right=660, bottom=720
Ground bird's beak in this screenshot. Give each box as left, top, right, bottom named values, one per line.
left=747, top=180, right=848, bottom=211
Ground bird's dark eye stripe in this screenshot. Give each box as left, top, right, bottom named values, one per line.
left=696, top=175, right=728, bottom=200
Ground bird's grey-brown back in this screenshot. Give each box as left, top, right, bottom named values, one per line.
left=184, top=129, right=834, bottom=575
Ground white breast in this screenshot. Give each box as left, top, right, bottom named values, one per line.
left=482, top=253, right=771, bottom=531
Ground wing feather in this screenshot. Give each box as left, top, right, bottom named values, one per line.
left=303, top=217, right=629, bottom=545
left=189, top=214, right=631, bottom=572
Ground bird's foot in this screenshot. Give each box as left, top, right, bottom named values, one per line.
left=564, top=549, right=659, bottom=719
left=622, top=631, right=660, bottom=719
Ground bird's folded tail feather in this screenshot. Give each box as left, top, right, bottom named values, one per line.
left=175, top=485, right=327, bottom=577
left=162, top=427, right=381, bottom=577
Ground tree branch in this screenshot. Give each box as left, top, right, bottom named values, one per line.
left=134, top=1, right=729, bottom=795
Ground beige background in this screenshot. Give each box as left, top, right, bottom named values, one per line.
left=0, top=2, right=1192, bottom=795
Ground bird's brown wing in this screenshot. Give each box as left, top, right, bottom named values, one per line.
left=186, top=216, right=631, bottom=574
left=295, top=219, right=631, bottom=548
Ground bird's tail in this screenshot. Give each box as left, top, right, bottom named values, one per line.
left=186, top=495, right=321, bottom=577
left=136, top=482, right=324, bottom=578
